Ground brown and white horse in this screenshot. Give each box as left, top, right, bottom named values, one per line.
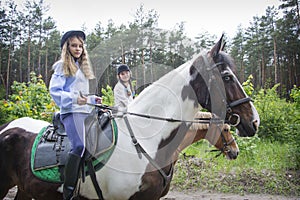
left=0, top=35, right=259, bottom=200
left=1, top=112, right=238, bottom=200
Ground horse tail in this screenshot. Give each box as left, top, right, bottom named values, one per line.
left=0, top=127, right=23, bottom=198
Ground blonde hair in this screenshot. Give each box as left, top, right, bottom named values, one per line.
left=61, top=36, right=95, bottom=79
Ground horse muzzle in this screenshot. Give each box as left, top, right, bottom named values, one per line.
left=235, top=118, right=259, bottom=137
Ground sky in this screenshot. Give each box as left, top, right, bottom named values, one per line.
left=15, top=0, right=281, bottom=39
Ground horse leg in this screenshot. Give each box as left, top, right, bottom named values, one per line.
left=0, top=180, right=14, bottom=199
left=0, top=168, right=14, bottom=198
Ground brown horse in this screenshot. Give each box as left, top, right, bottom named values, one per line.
left=174, top=111, right=238, bottom=162
left=0, top=35, right=258, bottom=200
left=160, top=111, right=239, bottom=198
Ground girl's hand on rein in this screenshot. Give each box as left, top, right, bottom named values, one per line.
left=77, top=95, right=88, bottom=105
left=78, top=91, right=102, bottom=105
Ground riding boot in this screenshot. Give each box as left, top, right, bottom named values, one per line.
left=63, top=153, right=82, bottom=200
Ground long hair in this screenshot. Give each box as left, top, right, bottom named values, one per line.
left=118, top=71, right=134, bottom=97
left=61, top=36, right=95, bottom=79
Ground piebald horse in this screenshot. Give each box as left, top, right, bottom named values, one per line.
left=0, top=35, right=259, bottom=200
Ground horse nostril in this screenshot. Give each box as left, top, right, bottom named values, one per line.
left=233, top=151, right=239, bottom=159
left=252, top=120, right=259, bottom=132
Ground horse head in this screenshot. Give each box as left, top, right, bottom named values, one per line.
left=188, top=34, right=260, bottom=137
left=205, top=123, right=238, bottom=160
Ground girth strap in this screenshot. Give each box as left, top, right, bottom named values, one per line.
left=124, top=116, right=173, bottom=187
left=86, top=160, right=105, bottom=200
left=124, top=116, right=142, bottom=159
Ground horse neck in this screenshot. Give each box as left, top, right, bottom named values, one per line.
left=170, top=128, right=207, bottom=164
left=129, top=62, right=197, bottom=120
left=127, top=62, right=199, bottom=152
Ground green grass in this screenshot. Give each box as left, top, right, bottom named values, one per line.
left=171, top=140, right=300, bottom=196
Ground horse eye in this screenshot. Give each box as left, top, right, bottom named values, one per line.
left=223, top=75, right=232, bottom=82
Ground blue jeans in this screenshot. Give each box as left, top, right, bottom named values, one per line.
left=61, top=113, right=88, bottom=157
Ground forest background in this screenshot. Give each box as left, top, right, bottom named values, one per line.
left=0, top=0, right=299, bottom=197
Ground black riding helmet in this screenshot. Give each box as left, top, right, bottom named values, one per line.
left=117, top=64, right=130, bottom=75
left=60, top=30, right=86, bottom=49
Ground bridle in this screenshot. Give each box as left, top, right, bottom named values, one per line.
left=226, top=96, right=252, bottom=126
left=209, top=123, right=236, bottom=158
left=202, top=53, right=253, bottom=127
left=195, top=118, right=236, bottom=158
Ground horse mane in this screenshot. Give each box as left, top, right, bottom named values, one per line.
left=189, top=111, right=231, bottom=132
left=189, top=111, right=212, bottom=131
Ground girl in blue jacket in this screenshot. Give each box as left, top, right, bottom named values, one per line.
left=49, top=30, right=101, bottom=200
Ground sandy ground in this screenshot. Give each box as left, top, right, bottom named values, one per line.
left=4, top=186, right=300, bottom=200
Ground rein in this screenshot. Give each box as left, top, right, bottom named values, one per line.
left=87, top=103, right=220, bottom=124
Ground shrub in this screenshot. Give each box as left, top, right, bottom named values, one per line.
left=254, top=84, right=299, bottom=143
left=0, top=72, right=58, bottom=124
left=101, top=85, right=114, bottom=106
left=242, top=74, right=254, bottom=96
left=289, top=86, right=300, bottom=169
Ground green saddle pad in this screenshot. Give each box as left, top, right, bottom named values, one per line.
left=30, top=119, right=118, bottom=183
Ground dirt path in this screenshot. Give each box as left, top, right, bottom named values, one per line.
left=162, top=190, right=300, bottom=200
left=4, top=187, right=300, bottom=200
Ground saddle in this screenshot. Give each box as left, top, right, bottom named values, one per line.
left=31, top=109, right=118, bottom=183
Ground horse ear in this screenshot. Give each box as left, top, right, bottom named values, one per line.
left=210, top=34, right=225, bottom=58
left=221, top=41, right=226, bottom=51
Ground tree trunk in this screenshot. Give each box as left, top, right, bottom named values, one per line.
left=273, top=38, right=278, bottom=84
left=27, top=35, right=31, bottom=82
left=38, top=47, right=42, bottom=75
left=261, top=51, right=265, bottom=88
left=0, top=42, right=2, bottom=85
left=45, top=48, right=48, bottom=84
left=240, top=55, right=245, bottom=83
left=6, top=47, right=11, bottom=99
left=295, top=0, right=300, bottom=35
